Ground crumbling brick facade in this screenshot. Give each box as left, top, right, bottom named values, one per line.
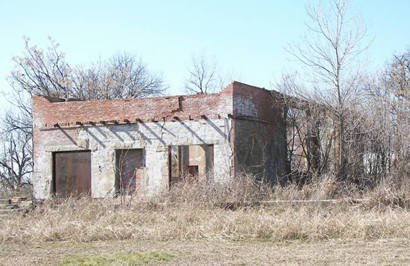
left=32, top=81, right=288, bottom=199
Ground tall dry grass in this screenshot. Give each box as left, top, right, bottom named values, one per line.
left=0, top=174, right=408, bottom=244
left=0, top=184, right=32, bottom=199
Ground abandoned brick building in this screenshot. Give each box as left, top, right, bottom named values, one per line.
left=32, top=81, right=288, bottom=199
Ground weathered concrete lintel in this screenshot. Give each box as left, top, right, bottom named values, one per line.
left=111, top=141, right=145, bottom=150
left=45, top=144, right=89, bottom=152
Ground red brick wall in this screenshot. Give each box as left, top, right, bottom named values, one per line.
left=232, top=81, right=283, bottom=124
left=33, top=81, right=288, bottom=129
left=32, top=83, right=234, bottom=128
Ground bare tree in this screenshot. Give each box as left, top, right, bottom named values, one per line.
left=277, top=73, right=336, bottom=182
left=385, top=50, right=410, bottom=98
left=0, top=92, right=33, bottom=193
left=185, top=55, right=224, bottom=94
left=279, top=48, right=410, bottom=188
left=364, top=49, right=410, bottom=185
left=0, top=128, right=32, bottom=192
left=73, top=53, right=166, bottom=100
left=9, top=37, right=166, bottom=100
left=4, top=91, right=32, bottom=136
left=287, top=0, right=370, bottom=180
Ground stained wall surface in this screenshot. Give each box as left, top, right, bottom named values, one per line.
left=232, top=83, right=288, bottom=182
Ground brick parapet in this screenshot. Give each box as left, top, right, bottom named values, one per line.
left=33, top=82, right=234, bottom=129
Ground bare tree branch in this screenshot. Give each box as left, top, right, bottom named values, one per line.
left=185, top=55, right=225, bottom=94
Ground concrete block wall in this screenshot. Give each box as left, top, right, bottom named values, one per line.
left=32, top=85, right=235, bottom=199
left=33, top=120, right=233, bottom=199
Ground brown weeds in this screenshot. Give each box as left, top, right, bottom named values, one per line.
left=0, top=174, right=408, bottom=244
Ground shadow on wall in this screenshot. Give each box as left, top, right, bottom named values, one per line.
left=62, top=118, right=230, bottom=150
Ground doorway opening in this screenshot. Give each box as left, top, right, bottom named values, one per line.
left=168, top=144, right=214, bottom=186
left=115, top=149, right=144, bottom=195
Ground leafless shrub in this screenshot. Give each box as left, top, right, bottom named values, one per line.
left=363, top=178, right=410, bottom=210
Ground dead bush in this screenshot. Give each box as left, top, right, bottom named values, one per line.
left=363, top=178, right=410, bottom=209
left=153, top=173, right=271, bottom=208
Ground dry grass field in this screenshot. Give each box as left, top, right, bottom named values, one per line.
left=1, top=238, right=409, bottom=265
left=0, top=176, right=409, bottom=265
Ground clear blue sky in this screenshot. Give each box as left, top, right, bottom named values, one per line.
left=0, top=0, right=409, bottom=114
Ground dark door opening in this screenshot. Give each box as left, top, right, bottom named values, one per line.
left=53, top=151, right=91, bottom=198
left=115, top=149, right=144, bottom=195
